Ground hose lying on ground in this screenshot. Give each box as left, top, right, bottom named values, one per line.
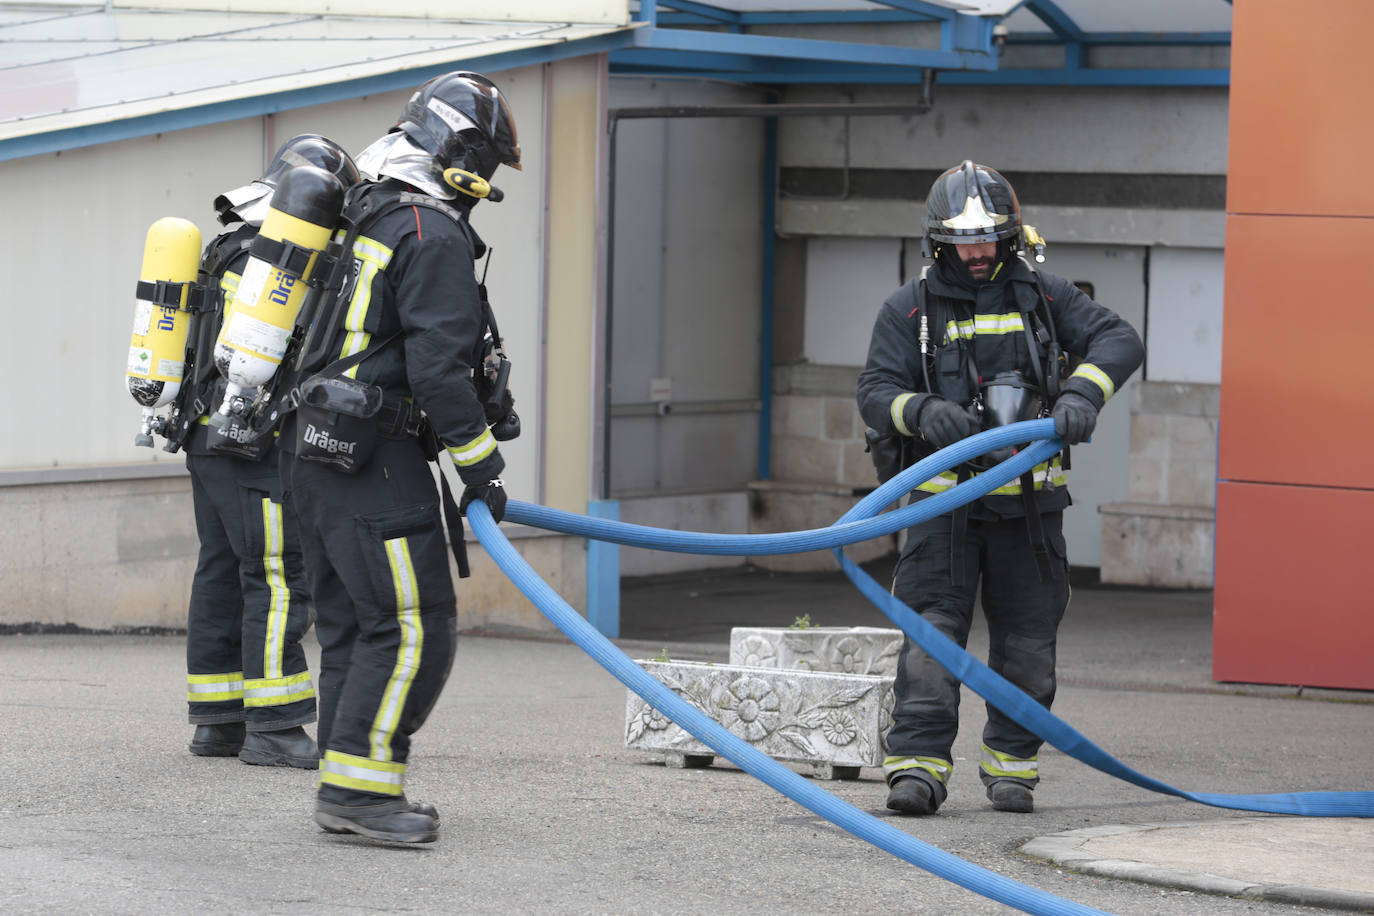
left=470, top=498, right=1107, bottom=916
left=502, top=418, right=1374, bottom=818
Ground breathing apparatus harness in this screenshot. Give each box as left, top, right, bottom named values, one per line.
left=869, top=233, right=1065, bottom=581
left=249, top=172, right=519, bottom=577
left=160, top=227, right=255, bottom=455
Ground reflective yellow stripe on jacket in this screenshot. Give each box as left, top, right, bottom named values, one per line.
left=337, top=233, right=395, bottom=379
left=915, top=457, right=1065, bottom=496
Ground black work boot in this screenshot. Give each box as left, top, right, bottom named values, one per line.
left=987, top=780, right=1034, bottom=813
left=315, top=798, right=440, bottom=844
left=239, top=725, right=319, bottom=769
left=189, top=723, right=245, bottom=757
left=886, top=774, right=940, bottom=815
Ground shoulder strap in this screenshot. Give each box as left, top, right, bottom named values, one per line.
left=296, top=187, right=474, bottom=376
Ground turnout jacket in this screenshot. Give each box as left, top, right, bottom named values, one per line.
left=311, top=179, right=503, bottom=486
left=856, top=256, right=1143, bottom=518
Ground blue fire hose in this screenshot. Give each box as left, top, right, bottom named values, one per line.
left=474, top=418, right=1373, bottom=913
left=500, top=418, right=1374, bottom=817
left=470, top=499, right=1106, bottom=916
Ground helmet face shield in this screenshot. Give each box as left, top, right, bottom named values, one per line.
left=213, top=181, right=273, bottom=227
left=355, top=131, right=454, bottom=199
left=925, top=160, right=1021, bottom=246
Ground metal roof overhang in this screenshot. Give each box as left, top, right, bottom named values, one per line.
left=1, top=0, right=1230, bottom=162
left=0, top=6, right=641, bottom=161
left=610, top=0, right=1230, bottom=87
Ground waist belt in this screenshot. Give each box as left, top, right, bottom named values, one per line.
left=375, top=394, right=423, bottom=439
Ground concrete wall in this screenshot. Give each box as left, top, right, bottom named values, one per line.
left=0, top=59, right=601, bottom=634
left=0, top=74, right=546, bottom=502
left=0, top=467, right=584, bottom=634
left=758, top=81, right=1228, bottom=578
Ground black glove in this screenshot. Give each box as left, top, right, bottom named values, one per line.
left=460, top=478, right=506, bottom=524
left=1052, top=393, right=1099, bottom=445
left=916, top=397, right=981, bottom=449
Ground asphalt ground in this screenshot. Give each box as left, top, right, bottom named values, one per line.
left=1, top=557, right=1371, bottom=915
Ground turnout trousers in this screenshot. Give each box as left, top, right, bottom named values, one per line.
left=282, top=436, right=458, bottom=806
left=185, top=448, right=316, bottom=730
left=885, top=509, right=1070, bottom=794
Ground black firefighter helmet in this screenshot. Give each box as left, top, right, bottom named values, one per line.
left=214, top=134, right=359, bottom=226
left=395, top=71, right=522, bottom=181
left=922, top=160, right=1022, bottom=259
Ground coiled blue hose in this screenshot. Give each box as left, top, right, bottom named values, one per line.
left=504, top=422, right=1061, bottom=554
left=502, top=419, right=1374, bottom=817
left=469, top=500, right=1107, bottom=916
left=473, top=417, right=1372, bottom=912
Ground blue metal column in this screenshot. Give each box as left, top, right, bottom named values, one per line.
left=586, top=499, right=621, bottom=636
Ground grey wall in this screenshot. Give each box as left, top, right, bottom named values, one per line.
left=606, top=77, right=768, bottom=496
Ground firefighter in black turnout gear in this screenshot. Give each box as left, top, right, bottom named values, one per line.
left=279, top=71, right=521, bottom=844
left=171, top=135, right=360, bottom=766
left=857, top=161, right=1143, bottom=816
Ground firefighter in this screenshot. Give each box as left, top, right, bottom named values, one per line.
left=280, top=71, right=520, bottom=843
left=857, top=161, right=1143, bottom=815
left=177, top=136, right=359, bottom=768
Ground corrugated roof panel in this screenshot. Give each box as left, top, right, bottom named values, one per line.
left=0, top=6, right=631, bottom=141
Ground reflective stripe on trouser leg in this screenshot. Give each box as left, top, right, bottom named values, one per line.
left=980, top=743, right=1038, bottom=788
left=319, top=750, right=405, bottom=796
left=371, top=536, right=424, bottom=761
left=243, top=496, right=316, bottom=711
left=883, top=755, right=952, bottom=787
left=188, top=671, right=244, bottom=704
left=316, top=535, right=423, bottom=796
left=185, top=453, right=246, bottom=724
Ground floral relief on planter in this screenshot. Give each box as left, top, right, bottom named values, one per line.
left=625, top=660, right=889, bottom=769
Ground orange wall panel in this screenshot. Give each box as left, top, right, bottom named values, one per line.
left=1214, top=481, right=1374, bottom=689
left=1228, top=0, right=1374, bottom=217
left=1219, top=214, right=1374, bottom=489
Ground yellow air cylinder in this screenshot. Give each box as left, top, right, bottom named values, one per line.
left=210, top=164, right=344, bottom=426
left=128, top=217, right=202, bottom=446
left=127, top=217, right=202, bottom=408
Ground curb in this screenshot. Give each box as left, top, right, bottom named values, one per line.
left=1019, top=820, right=1374, bottom=913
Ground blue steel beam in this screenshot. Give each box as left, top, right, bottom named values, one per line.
left=609, top=54, right=1229, bottom=86
left=629, top=21, right=997, bottom=70
left=659, top=10, right=936, bottom=26
left=655, top=0, right=741, bottom=25
left=867, top=0, right=956, bottom=20
left=1025, top=0, right=1086, bottom=43
left=1009, top=31, right=1231, bottom=45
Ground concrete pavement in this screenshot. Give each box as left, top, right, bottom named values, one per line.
left=0, top=559, right=1371, bottom=914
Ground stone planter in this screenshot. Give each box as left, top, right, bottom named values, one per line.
left=626, top=659, right=891, bottom=780
left=729, top=626, right=905, bottom=677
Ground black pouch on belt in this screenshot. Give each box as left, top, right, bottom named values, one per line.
left=295, top=375, right=383, bottom=473
left=293, top=332, right=400, bottom=474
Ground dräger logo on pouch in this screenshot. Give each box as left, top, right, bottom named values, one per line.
left=303, top=423, right=356, bottom=455
left=216, top=422, right=257, bottom=444
left=268, top=270, right=297, bottom=306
